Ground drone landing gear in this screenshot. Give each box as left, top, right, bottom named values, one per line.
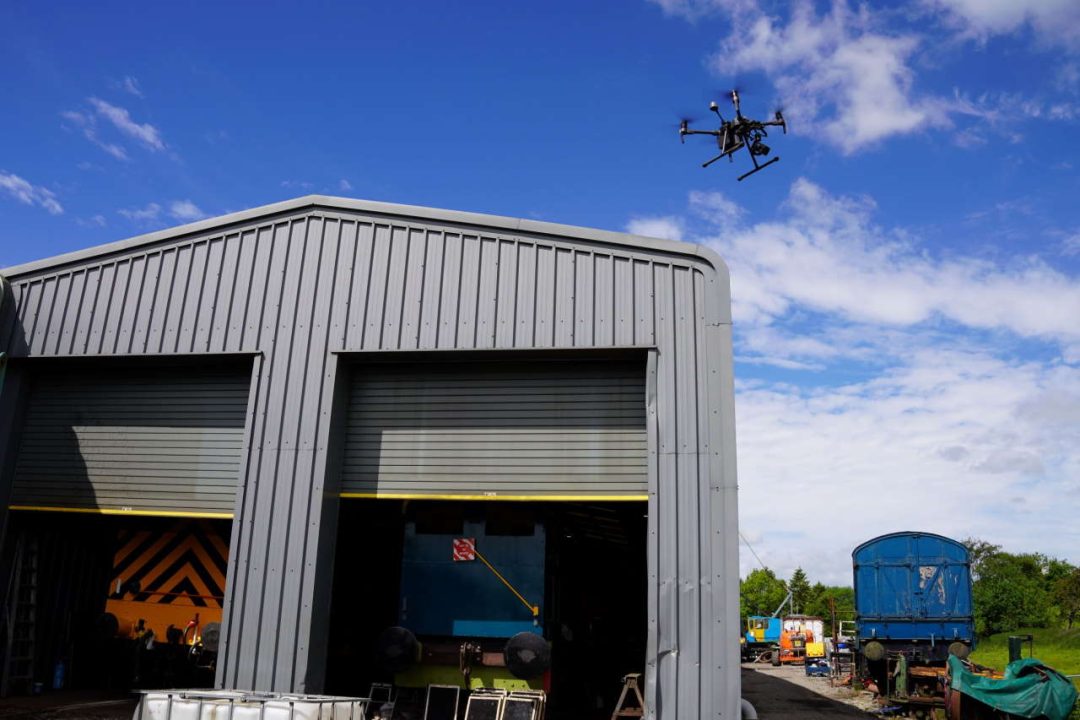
left=702, top=143, right=744, bottom=168
left=737, top=156, right=780, bottom=182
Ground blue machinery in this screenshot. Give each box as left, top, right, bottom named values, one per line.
left=378, top=509, right=552, bottom=690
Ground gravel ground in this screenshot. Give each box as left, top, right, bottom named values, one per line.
left=741, top=663, right=880, bottom=718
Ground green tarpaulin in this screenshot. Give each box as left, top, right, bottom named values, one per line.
left=949, top=655, right=1078, bottom=720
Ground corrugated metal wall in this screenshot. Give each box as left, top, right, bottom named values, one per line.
left=0, top=197, right=739, bottom=720
left=342, top=359, right=647, bottom=498
left=11, top=367, right=248, bottom=514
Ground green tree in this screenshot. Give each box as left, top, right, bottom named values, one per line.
left=789, top=567, right=811, bottom=614
left=740, top=568, right=788, bottom=619
left=973, top=552, right=1053, bottom=636
left=805, top=585, right=856, bottom=636
left=1052, top=567, right=1080, bottom=629
left=962, top=537, right=1002, bottom=581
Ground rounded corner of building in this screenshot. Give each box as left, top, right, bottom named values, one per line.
left=691, top=243, right=731, bottom=280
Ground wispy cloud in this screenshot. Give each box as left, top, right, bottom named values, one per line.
left=87, top=97, right=164, bottom=151
left=626, top=216, right=684, bottom=241
left=651, top=0, right=1080, bottom=154
left=118, top=203, right=161, bottom=222
left=117, top=200, right=207, bottom=225
left=921, top=0, right=1080, bottom=51
left=76, top=214, right=107, bottom=228
left=169, top=200, right=205, bottom=222
left=711, top=2, right=945, bottom=153
left=0, top=170, right=64, bottom=215
left=697, top=179, right=1080, bottom=345
left=281, top=180, right=314, bottom=190
left=60, top=110, right=130, bottom=160
left=118, top=75, right=144, bottom=98
left=339, top=179, right=353, bottom=192
left=61, top=97, right=164, bottom=159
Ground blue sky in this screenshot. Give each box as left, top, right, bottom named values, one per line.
left=2, top=0, right=1078, bottom=584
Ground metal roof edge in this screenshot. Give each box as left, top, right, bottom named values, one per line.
left=2, top=195, right=727, bottom=279
left=851, top=531, right=969, bottom=559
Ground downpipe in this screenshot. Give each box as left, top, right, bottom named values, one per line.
left=741, top=698, right=758, bottom=720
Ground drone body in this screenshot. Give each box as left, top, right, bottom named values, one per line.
left=680, top=90, right=787, bottom=181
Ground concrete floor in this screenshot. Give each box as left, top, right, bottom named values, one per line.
left=0, top=691, right=137, bottom=720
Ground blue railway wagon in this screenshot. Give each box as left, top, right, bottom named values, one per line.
left=853, top=532, right=974, bottom=663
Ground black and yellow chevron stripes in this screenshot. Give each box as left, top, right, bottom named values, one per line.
left=110, top=520, right=228, bottom=607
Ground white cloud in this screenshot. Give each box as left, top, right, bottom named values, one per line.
left=76, top=214, right=107, bottom=228
left=87, top=97, right=165, bottom=151
left=118, top=200, right=207, bottom=225
left=0, top=170, right=64, bottom=215
left=281, top=180, right=314, bottom=191
left=707, top=1, right=947, bottom=154
left=736, top=349, right=1080, bottom=583
left=1063, top=231, right=1080, bottom=256
left=118, top=203, right=161, bottom=222
left=702, top=179, right=1080, bottom=344
left=168, top=200, right=205, bottom=222
left=60, top=109, right=130, bottom=160
left=648, top=0, right=745, bottom=21
left=339, top=179, right=353, bottom=192
left=655, top=0, right=1080, bottom=155
left=626, top=216, right=684, bottom=241
left=633, top=183, right=1080, bottom=581
left=120, top=76, right=144, bottom=97
left=688, top=190, right=745, bottom=230
left=923, top=0, right=1080, bottom=51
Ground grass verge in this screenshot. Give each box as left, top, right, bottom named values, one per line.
left=969, top=627, right=1079, bottom=718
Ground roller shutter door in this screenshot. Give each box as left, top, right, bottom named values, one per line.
left=341, top=359, right=647, bottom=499
left=11, top=367, right=250, bottom=515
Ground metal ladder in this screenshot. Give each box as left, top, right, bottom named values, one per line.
left=2, top=534, right=39, bottom=696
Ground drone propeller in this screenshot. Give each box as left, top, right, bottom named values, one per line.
left=773, top=107, right=788, bottom=133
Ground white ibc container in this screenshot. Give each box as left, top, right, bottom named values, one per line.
left=135, top=690, right=369, bottom=720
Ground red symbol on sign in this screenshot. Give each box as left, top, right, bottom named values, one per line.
left=452, top=538, right=476, bottom=562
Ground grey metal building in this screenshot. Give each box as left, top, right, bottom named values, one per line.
left=0, top=196, right=739, bottom=719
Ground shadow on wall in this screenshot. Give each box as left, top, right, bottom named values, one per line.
left=8, top=363, right=250, bottom=516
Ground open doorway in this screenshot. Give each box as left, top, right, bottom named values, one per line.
left=0, top=511, right=229, bottom=697
left=325, top=500, right=647, bottom=719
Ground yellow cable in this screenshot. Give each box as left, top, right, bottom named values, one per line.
left=472, top=546, right=539, bottom=618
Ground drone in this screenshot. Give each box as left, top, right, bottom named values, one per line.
left=680, top=90, right=787, bottom=181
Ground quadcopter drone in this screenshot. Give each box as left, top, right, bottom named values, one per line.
left=680, top=90, right=787, bottom=181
